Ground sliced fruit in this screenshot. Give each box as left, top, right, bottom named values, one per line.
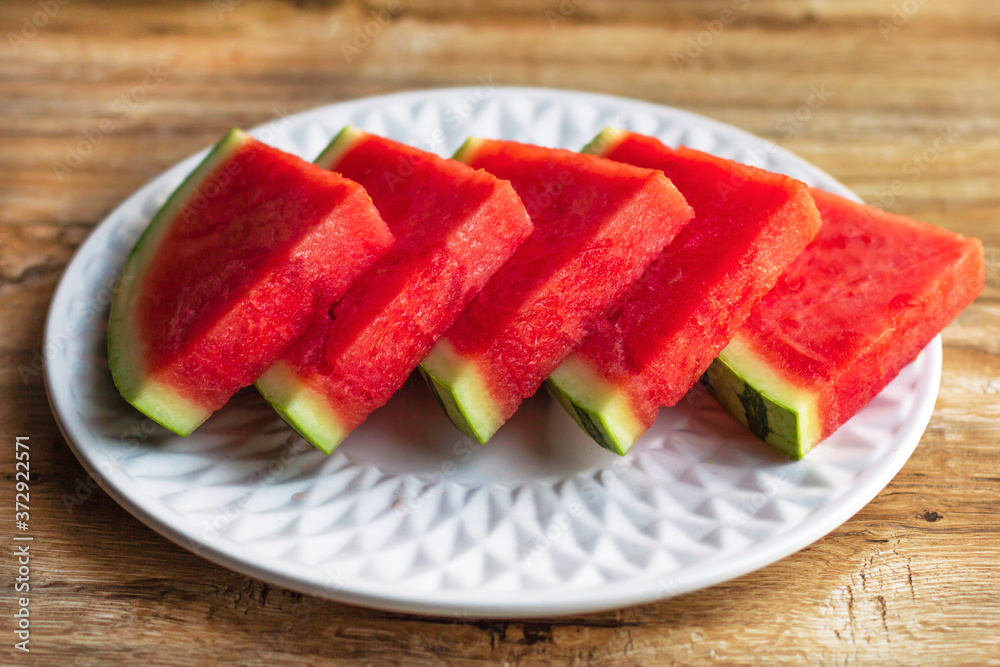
left=421, top=138, right=694, bottom=444
left=108, top=129, right=393, bottom=435
left=256, top=127, right=533, bottom=453
left=705, top=188, right=985, bottom=458
left=549, top=128, right=823, bottom=455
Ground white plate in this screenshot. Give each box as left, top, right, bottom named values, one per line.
left=45, top=87, right=940, bottom=618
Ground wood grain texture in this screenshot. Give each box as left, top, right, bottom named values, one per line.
left=2, top=0, right=999, bottom=664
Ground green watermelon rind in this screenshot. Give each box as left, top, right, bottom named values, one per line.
left=451, top=137, right=485, bottom=164
left=414, top=136, right=504, bottom=446
left=580, top=126, right=629, bottom=157
left=418, top=338, right=501, bottom=445
left=705, top=332, right=821, bottom=459
left=251, top=125, right=369, bottom=455
left=314, top=125, right=366, bottom=171
left=255, top=361, right=348, bottom=454
left=547, top=357, right=646, bottom=456
left=538, top=126, right=647, bottom=455
left=108, top=128, right=252, bottom=436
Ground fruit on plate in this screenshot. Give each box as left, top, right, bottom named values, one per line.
left=548, top=129, right=823, bottom=455
left=256, top=127, right=534, bottom=453
left=108, top=129, right=393, bottom=436
left=420, top=138, right=695, bottom=444
left=705, top=187, right=985, bottom=458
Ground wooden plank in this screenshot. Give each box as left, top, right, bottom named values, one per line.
left=2, top=0, right=999, bottom=663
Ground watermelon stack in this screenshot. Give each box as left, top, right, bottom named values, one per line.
left=420, top=138, right=694, bottom=444
left=109, top=124, right=984, bottom=459
left=108, top=129, right=393, bottom=435
left=548, top=129, right=823, bottom=455
left=256, top=127, right=534, bottom=453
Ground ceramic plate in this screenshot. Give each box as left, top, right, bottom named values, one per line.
left=45, top=87, right=940, bottom=617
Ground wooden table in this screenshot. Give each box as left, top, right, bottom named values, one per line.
left=3, top=1, right=999, bottom=664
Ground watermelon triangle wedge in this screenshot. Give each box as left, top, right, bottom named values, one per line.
left=255, top=127, right=534, bottom=453
left=705, top=188, right=985, bottom=458
left=108, top=129, right=394, bottom=436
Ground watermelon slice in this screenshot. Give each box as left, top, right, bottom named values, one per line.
left=548, top=129, right=823, bottom=455
left=256, top=127, right=534, bottom=453
left=420, top=138, right=694, bottom=444
left=108, top=129, right=393, bottom=436
left=705, top=188, right=985, bottom=458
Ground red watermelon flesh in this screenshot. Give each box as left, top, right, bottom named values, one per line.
left=421, top=138, right=694, bottom=444
left=111, top=129, right=393, bottom=435
left=707, top=188, right=985, bottom=456
left=256, top=128, right=533, bottom=453
left=548, top=129, right=822, bottom=454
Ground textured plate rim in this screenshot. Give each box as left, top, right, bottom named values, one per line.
left=44, top=86, right=940, bottom=618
